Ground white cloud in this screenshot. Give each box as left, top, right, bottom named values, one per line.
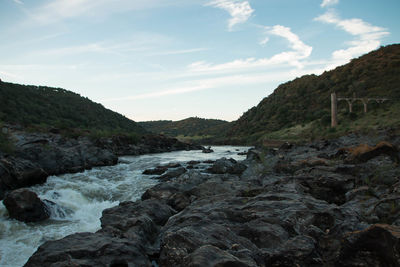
left=12, top=0, right=23, bottom=4
left=206, top=0, right=254, bottom=31
left=321, top=0, right=338, bottom=8
left=315, top=10, right=389, bottom=65
left=259, top=37, right=269, bottom=46
left=29, top=0, right=181, bottom=24
left=188, top=25, right=312, bottom=72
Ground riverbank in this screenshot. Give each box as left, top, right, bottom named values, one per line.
left=25, top=132, right=400, bottom=266
left=0, top=127, right=203, bottom=200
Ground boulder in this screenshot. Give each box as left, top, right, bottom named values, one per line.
left=157, top=167, right=187, bottom=181
left=337, top=224, right=400, bottom=266
left=208, top=158, right=247, bottom=175
left=3, top=188, right=49, bottom=222
left=338, top=141, right=399, bottom=164
left=202, top=146, right=214, bottom=153
left=25, top=232, right=152, bottom=267
left=143, top=166, right=167, bottom=175
left=0, top=157, right=48, bottom=199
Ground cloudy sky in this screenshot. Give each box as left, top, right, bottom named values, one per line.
left=0, top=0, right=399, bottom=121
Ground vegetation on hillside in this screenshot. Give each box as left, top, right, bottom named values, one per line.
left=139, top=117, right=230, bottom=144
left=227, top=44, right=400, bottom=144
left=0, top=82, right=146, bottom=139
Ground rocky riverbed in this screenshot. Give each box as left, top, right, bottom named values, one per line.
left=23, top=133, right=400, bottom=266
left=0, top=129, right=202, bottom=199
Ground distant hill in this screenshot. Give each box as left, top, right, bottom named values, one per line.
left=139, top=117, right=230, bottom=143
left=227, top=44, right=400, bottom=144
left=0, top=82, right=147, bottom=136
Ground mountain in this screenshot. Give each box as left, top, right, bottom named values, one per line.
left=0, top=82, right=147, bottom=136
left=139, top=117, right=230, bottom=143
left=227, top=44, right=400, bottom=144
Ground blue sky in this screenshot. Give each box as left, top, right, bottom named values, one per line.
left=0, top=0, right=399, bottom=121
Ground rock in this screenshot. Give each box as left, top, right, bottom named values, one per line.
left=208, top=158, right=247, bottom=175
left=27, top=199, right=176, bottom=266
left=337, top=224, right=400, bottom=266
left=246, top=149, right=266, bottom=162
left=338, top=141, right=399, bottom=164
left=202, top=146, right=214, bottom=153
left=143, top=166, right=168, bottom=175
left=161, top=163, right=182, bottom=168
left=184, top=245, right=254, bottom=267
left=24, top=132, right=400, bottom=266
left=279, top=142, right=293, bottom=150
left=3, top=188, right=50, bottom=222
left=25, top=232, right=152, bottom=267
left=157, top=167, right=187, bottom=181
left=0, top=157, right=48, bottom=199
left=297, top=174, right=354, bottom=205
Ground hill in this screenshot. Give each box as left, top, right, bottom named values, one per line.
left=0, top=82, right=147, bottom=137
left=139, top=117, right=230, bottom=143
left=227, top=44, right=400, bottom=144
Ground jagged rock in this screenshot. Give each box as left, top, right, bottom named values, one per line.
left=184, top=245, right=254, bottom=267
left=338, top=141, right=399, bottom=164
left=3, top=188, right=49, bottom=222
left=0, top=158, right=48, bottom=199
left=25, top=232, right=152, bottom=267
left=337, top=224, right=400, bottom=266
left=208, top=158, right=247, bottom=175
left=143, top=166, right=168, bottom=175
left=24, top=134, right=400, bottom=266
left=157, top=167, right=187, bottom=181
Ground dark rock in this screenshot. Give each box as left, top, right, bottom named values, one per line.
left=338, top=141, right=400, bottom=164
left=337, top=224, right=400, bottom=266
left=279, top=142, right=293, bottom=150
left=161, top=163, right=182, bottom=168
left=24, top=133, right=400, bottom=266
left=184, top=245, right=253, bottom=267
left=143, top=167, right=168, bottom=175
left=208, top=158, right=247, bottom=175
left=3, top=188, right=50, bottom=222
left=202, top=146, right=214, bottom=153
left=157, top=167, right=187, bottom=181
left=25, top=232, right=152, bottom=267
left=0, top=157, right=48, bottom=199
left=187, top=160, right=200, bottom=165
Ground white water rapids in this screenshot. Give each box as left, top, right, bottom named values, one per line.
left=0, top=146, right=249, bottom=267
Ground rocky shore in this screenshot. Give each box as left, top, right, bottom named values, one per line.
left=0, top=129, right=202, bottom=199
left=24, top=133, right=400, bottom=266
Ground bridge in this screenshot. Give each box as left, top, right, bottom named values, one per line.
left=331, top=92, right=389, bottom=127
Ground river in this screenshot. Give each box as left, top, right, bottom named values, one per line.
left=0, top=146, right=249, bottom=267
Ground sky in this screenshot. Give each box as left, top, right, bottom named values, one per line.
left=0, top=0, right=399, bottom=122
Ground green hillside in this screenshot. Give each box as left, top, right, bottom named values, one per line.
left=139, top=117, right=230, bottom=143
left=0, top=82, right=146, bottom=136
left=227, top=44, right=400, bottom=144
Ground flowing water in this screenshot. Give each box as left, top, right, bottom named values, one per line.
left=0, top=146, right=249, bottom=267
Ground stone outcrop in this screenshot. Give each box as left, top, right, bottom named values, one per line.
left=208, top=157, right=247, bottom=175
left=25, top=135, right=400, bottom=266
left=3, top=188, right=50, bottom=222
left=0, top=158, right=48, bottom=199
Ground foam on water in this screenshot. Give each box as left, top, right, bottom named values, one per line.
left=0, top=146, right=249, bottom=266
